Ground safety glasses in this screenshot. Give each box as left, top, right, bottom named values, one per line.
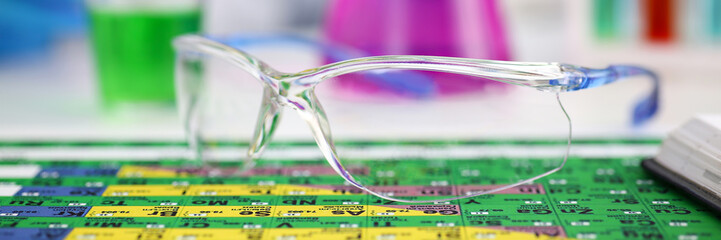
left=173, top=34, right=659, bottom=203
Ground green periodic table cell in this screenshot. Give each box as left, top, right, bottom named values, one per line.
left=547, top=184, right=641, bottom=197
left=187, top=196, right=277, bottom=206
left=564, top=226, right=666, bottom=240
left=94, top=197, right=190, bottom=207
left=0, top=179, right=34, bottom=186
left=112, top=178, right=203, bottom=186
left=647, top=203, right=710, bottom=215
left=354, top=161, right=455, bottom=180
left=0, top=196, right=99, bottom=207
left=462, top=214, right=561, bottom=227
left=459, top=205, right=559, bottom=219
left=356, top=176, right=460, bottom=187
left=553, top=203, right=648, bottom=215
left=368, top=216, right=463, bottom=228
left=547, top=195, right=643, bottom=206
left=557, top=214, right=656, bottom=227
left=276, top=195, right=368, bottom=206
left=542, top=175, right=640, bottom=187
left=665, top=231, right=721, bottom=240
left=653, top=213, right=721, bottom=228
left=640, top=196, right=711, bottom=209
left=281, top=176, right=353, bottom=185
left=458, top=194, right=549, bottom=205
left=574, top=206, right=653, bottom=217
left=649, top=205, right=719, bottom=219
left=451, top=159, right=562, bottom=183
left=46, top=177, right=119, bottom=187
left=367, top=196, right=460, bottom=206
left=252, top=160, right=326, bottom=168
left=632, top=185, right=682, bottom=198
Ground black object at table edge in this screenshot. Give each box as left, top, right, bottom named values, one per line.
left=642, top=158, right=721, bottom=215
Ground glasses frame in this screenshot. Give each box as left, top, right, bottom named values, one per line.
left=173, top=34, right=659, bottom=203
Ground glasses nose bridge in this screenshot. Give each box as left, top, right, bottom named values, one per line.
left=270, top=74, right=316, bottom=104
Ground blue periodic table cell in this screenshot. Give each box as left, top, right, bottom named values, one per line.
left=36, top=167, right=119, bottom=178
left=0, top=206, right=89, bottom=217
left=0, top=228, right=72, bottom=240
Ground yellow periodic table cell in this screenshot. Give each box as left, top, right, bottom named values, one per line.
left=264, top=228, right=363, bottom=240
left=116, top=166, right=188, bottom=178
left=275, top=184, right=365, bottom=196
left=366, top=227, right=462, bottom=240
left=273, top=205, right=367, bottom=217
left=167, top=228, right=264, bottom=240
left=186, top=184, right=275, bottom=196
left=367, top=205, right=461, bottom=217
left=102, top=185, right=188, bottom=197
left=86, top=206, right=181, bottom=217
left=64, top=228, right=168, bottom=240
left=180, top=206, right=274, bottom=217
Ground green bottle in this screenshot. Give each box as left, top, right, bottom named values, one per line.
left=89, top=6, right=201, bottom=108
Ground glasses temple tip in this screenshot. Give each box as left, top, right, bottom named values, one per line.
left=609, top=65, right=660, bottom=127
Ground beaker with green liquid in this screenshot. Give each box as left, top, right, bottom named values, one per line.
left=87, top=0, right=201, bottom=109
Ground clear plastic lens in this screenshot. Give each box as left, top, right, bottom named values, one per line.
left=177, top=54, right=264, bottom=167
left=173, top=35, right=579, bottom=201
left=315, top=69, right=571, bottom=202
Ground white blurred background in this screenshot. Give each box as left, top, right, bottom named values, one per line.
left=0, top=0, right=719, bottom=142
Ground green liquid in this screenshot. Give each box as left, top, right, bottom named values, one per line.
left=89, top=8, right=201, bottom=108
left=593, top=0, right=618, bottom=41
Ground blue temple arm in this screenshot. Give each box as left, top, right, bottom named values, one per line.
left=568, top=65, right=660, bottom=126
